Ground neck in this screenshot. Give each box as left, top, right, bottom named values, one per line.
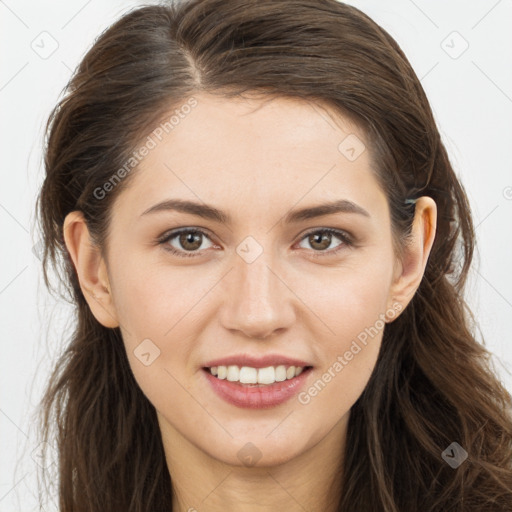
left=160, top=411, right=349, bottom=512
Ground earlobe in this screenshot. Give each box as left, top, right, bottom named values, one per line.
left=63, top=211, right=119, bottom=328
left=386, top=196, right=437, bottom=317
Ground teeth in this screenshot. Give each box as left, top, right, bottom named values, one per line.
left=208, top=365, right=307, bottom=385
left=258, top=366, right=276, bottom=385
left=226, top=365, right=239, bottom=382
left=239, top=366, right=258, bottom=384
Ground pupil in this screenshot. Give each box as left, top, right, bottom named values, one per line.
left=181, top=232, right=201, bottom=250
left=312, top=233, right=329, bottom=249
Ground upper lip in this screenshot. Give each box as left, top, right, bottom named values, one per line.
left=203, top=354, right=313, bottom=369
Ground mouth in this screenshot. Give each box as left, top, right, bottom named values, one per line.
left=202, top=364, right=314, bottom=387
left=202, top=364, right=314, bottom=409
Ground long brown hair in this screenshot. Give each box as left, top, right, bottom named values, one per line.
left=34, top=0, right=512, bottom=510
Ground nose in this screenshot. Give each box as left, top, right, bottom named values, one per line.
left=219, top=250, right=296, bottom=339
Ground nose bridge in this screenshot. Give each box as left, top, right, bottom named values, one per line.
left=221, top=235, right=295, bottom=338
left=235, top=237, right=279, bottom=310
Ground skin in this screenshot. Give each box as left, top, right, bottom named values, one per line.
left=63, top=92, right=436, bottom=511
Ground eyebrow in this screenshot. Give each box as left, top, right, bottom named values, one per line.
left=140, top=198, right=370, bottom=224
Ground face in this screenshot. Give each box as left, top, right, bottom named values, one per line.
left=85, top=93, right=406, bottom=467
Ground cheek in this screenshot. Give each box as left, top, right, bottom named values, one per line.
left=301, top=254, right=394, bottom=406
left=110, top=254, right=207, bottom=335
left=109, top=256, right=218, bottom=378
left=309, top=253, right=394, bottom=338
left=110, top=259, right=207, bottom=412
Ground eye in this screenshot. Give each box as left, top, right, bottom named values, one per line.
left=158, top=228, right=215, bottom=258
left=296, top=228, right=352, bottom=258
left=157, top=227, right=353, bottom=258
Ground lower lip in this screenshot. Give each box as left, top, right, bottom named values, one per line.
left=202, top=367, right=313, bottom=409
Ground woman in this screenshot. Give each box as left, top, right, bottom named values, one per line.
left=35, top=0, right=512, bottom=510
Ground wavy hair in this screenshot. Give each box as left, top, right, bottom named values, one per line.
left=34, top=0, right=512, bottom=510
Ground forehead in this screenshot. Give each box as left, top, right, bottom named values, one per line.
left=111, top=92, right=385, bottom=225
left=163, top=92, right=361, bottom=163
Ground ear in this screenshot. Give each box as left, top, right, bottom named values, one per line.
left=63, top=211, right=119, bottom=328
left=386, top=196, right=437, bottom=319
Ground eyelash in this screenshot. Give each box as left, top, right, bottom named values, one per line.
left=156, top=227, right=354, bottom=259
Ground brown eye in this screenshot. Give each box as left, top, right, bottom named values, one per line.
left=178, top=231, right=204, bottom=251
left=158, top=227, right=352, bottom=259
left=159, top=228, right=214, bottom=257
left=298, top=229, right=349, bottom=255
left=307, top=232, right=333, bottom=251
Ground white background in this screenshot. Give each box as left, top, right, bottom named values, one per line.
left=1, top=0, right=511, bottom=510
